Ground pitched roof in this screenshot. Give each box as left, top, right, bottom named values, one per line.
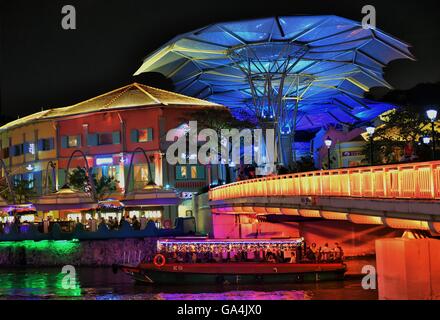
left=0, top=83, right=225, bottom=131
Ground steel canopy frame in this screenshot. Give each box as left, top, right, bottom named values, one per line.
left=134, top=15, right=414, bottom=167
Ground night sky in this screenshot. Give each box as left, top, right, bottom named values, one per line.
left=1, top=0, right=439, bottom=120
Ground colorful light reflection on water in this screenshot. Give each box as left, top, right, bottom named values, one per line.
left=0, top=268, right=377, bottom=300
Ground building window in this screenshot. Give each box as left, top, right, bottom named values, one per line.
left=96, top=165, right=119, bottom=181
left=190, top=166, right=198, bottom=179
left=176, top=165, right=205, bottom=180
left=134, top=164, right=151, bottom=181
left=131, top=128, right=153, bottom=143
left=25, top=173, right=34, bottom=189
left=138, top=129, right=153, bottom=142
left=68, top=136, right=79, bottom=148
left=23, top=142, right=36, bottom=155
left=133, top=164, right=155, bottom=189
left=88, top=132, right=120, bottom=146
left=38, top=138, right=54, bottom=151
left=180, top=166, right=187, bottom=179
left=11, top=144, right=24, bottom=157
left=61, top=135, right=81, bottom=149
left=108, top=166, right=118, bottom=179
left=98, top=133, right=113, bottom=145
left=13, top=175, right=22, bottom=186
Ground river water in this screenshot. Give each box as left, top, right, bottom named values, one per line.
left=0, top=267, right=377, bottom=300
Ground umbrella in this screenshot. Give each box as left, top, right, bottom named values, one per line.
left=134, top=16, right=414, bottom=164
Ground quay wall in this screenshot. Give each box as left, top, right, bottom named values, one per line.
left=0, top=238, right=157, bottom=267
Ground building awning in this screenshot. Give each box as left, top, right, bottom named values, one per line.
left=122, top=185, right=181, bottom=207
left=33, top=185, right=98, bottom=211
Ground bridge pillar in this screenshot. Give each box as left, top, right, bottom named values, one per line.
left=376, top=238, right=440, bottom=300
left=280, top=134, right=294, bottom=168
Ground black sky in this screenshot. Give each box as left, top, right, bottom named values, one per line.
left=1, top=0, right=439, bottom=119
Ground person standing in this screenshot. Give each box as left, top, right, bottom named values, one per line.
left=321, top=243, right=330, bottom=262
left=333, top=242, right=344, bottom=262
left=283, top=246, right=291, bottom=263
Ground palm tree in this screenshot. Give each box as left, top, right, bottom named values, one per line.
left=68, top=167, right=119, bottom=201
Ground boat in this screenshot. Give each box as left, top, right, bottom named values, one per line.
left=114, top=238, right=347, bottom=285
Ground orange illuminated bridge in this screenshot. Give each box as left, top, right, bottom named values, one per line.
left=209, top=161, right=440, bottom=235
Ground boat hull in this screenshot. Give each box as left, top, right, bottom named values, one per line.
left=119, top=263, right=347, bottom=285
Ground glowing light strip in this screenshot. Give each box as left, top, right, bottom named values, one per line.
left=210, top=160, right=440, bottom=201
left=158, top=238, right=304, bottom=246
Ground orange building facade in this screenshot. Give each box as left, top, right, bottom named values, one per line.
left=0, top=83, right=227, bottom=225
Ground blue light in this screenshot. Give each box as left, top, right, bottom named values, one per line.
left=135, top=16, right=412, bottom=133
left=96, top=157, right=113, bottom=166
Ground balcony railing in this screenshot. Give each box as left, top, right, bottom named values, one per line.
left=209, top=161, right=440, bottom=201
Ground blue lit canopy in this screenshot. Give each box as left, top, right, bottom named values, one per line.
left=134, top=16, right=414, bottom=164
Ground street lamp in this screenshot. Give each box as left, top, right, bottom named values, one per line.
left=423, top=136, right=431, bottom=145
left=366, top=126, right=375, bottom=165
left=324, top=137, right=332, bottom=170
left=426, top=109, right=438, bottom=160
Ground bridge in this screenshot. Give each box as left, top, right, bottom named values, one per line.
left=209, top=161, right=440, bottom=235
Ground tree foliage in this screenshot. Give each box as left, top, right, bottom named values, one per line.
left=184, top=109, right=256, bottom=132
left=2, top=179, right=36, bottom=204
left=68, top=167, right=119, bottom=201
left=363, top=83, right=440, bottom=164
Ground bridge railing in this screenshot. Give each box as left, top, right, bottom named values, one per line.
left=209, top=161, right=440, bottom=201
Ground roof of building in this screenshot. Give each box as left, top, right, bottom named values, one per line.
left=0, top=83, right=226, bottom=131
left=134, top=15, right=413, bottom=132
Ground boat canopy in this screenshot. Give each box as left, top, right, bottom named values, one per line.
left=157, top=238, right=304, bottom=250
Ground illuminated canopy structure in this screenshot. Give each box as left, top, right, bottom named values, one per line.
left=135, top=16, right=414, bottom=166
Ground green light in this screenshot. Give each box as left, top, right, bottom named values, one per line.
left=55, top=272, right=82, bottom=297
left=0, top=271, right=82, bottom=297
left=0, top=240, right=80, bottom=255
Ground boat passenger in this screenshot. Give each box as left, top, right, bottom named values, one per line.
left=176, top=251, right=184, bottom=263
left=213, top=249, right=222, bottom=263
left=191, top=251, right=197, bottom=263
left=289, top=251, right=297, bottom=264
left=248, top=246, right=255, bottom=262
left=230, top=247, right=237, bottom=262
left=306, top=243, right=318, bottom=262
left=266, top=253, right=276, bottom=263
left=333, top=242, right=344, bottom=262
left=221, top=247, right=229, bottom=262
left=283, top=246, right=292, bottom=263
left=254, top=247, right=261, bottom=262
left=242, top=246, right=248, bottom=261
left=321, top=243, right=330, bottom=262
left=276, top=249, right=284, bottom=263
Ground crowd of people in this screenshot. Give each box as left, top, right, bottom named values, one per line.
left=304, top=242, right=344, bottom=263
left=0, top=214, right=152, bottom=234
left=156, top=241, right=344, bottom=264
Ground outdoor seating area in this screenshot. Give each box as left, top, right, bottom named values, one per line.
left=0, top=216, right=197, bottom=241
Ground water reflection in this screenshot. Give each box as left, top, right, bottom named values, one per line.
left=0, top=268, right=377, bottom=300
